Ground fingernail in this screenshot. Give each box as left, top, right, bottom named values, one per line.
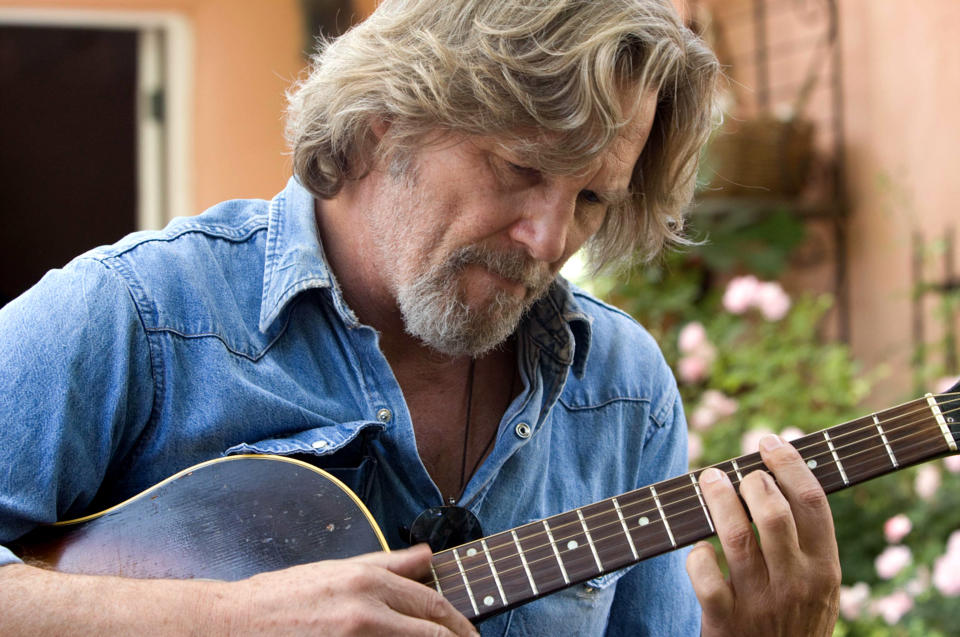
left=760, top=434, right=783, bottom=451
left=699, top=467, right=724, bottom=484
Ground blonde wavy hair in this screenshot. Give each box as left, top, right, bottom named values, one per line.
left=287, top=0, right=719, bottom=269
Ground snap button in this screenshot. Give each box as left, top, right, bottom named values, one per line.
left=311, top=440, right=328, bottom=449
left=515, top=422, right=532, bottom=439
left=377, top=408, right=392, bottom=423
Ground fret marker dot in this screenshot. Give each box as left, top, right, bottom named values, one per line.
left=567, top=540, right=579, bottom=550
left=483, top=595, right=495, bottom=607
left=466, top=548, right=477, bottom=557
left=807, top=459, right=818, bottom=469
left=638, top=516, right=650, bottom=526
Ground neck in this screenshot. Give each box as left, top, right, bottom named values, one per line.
left=427, top=391, right=960, bottom=623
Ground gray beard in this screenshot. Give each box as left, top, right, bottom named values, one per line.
left=397, top=244, right=554, bottom=357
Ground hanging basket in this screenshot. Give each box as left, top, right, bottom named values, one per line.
left=700, top=116, right=815, bottom=198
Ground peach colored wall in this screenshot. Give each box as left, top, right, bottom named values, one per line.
left=840, top=0, right=960, bottom=399
left=700, top=0, right=960, bottom=400
left=0, top=0, right=305, bottom=210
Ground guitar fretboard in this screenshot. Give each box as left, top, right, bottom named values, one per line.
left=429, top=393, right=960, bottom=622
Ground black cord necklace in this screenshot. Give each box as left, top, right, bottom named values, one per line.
left=454, top=357, right=515, bottom=503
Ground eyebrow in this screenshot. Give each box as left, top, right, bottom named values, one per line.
left=591, top=188, right=633, bottom=208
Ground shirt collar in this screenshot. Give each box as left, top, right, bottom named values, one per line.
left=258, top=177, right=334, bottom=331
left=525, top=278, right=594, bottom=378
left=258, top=177, right=594, bottom=374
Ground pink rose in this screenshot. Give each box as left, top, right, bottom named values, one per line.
left=688, top=432, right=703, bottom=465
left=905, top=566, right=930, bottom=597
left=701, top=389, right=738, bottom=418
left=933, top=547, right=960, bottom=596
left=944, top=455, right=960, bottom=474
left=875, top=545, right=912, bottom=580
left=915, top=465, right=941, bottom=500
left=934, top=376, right=958, bottom=394
left=780, top=426, right=804, bottom=442
left=947, top=529, right=960, bottom=555
left=754, top=281, right=791, bottom=321
left=689, top=405, right=717, bottom=431
left=677, top=355, right=709, bottom=384
left=884, top=514, right=913, bottom=544
left=678, top=322, right=708, bottom=354
left=722, top=275, right=759, bottom=314
left=741, top=428, right=773, bottom=455
left=838, top=582, right=870, bottom=620
left=871, top=591, right=913, bottom=625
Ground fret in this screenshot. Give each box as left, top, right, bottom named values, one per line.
left=881, top=399, right=952, bottom=466
left=873, top=414, right=898, bottom=468
left=510, top=529, right=538, bottom=596
left=927, top=393, right=958, bottom=451
left=649, top=485, right=676, bottom=548
left=581, top=498, right=636, bottom=572
left=656, top=475, right=710, bottom=546
left=485, top=531, right=533, bottom=603
left=792, top=436, right=845, bottom=494
left=541, top=520, right=570, bottom=585
left=454, top=392, right=960, bottom=624
left=576, top=509, right=603, bottom=572
left=481, top=540, right=507, bottom=607
left=730, top=458, right=744, bottom=482
left=429, top=562, right=442, bottom=593
left=455, top=540, right=503, bottom=614
left=616, top=489, right=674, bottom=559
left=432, top=550, right=474, bottom=618
left=611, top=497, right=639, bottom=561
left=823, top=430, right=849, bottom=486
left=538, top=509, right=598, bottom=585
left=691, top=473, right=714, bottom=533
left=512, top=521, right=565, bottom=593
left=452, top=548, right=479, bottom=616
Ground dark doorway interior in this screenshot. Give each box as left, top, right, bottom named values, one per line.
left=0, top=25, right=137, bottom=307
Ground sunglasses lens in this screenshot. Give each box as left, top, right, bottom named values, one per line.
left=409, top=506, right=483, bottom=551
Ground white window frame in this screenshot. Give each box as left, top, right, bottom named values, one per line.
left=0, top=7, right=194, bottom=229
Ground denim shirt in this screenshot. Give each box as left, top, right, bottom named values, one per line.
left=0, top=178, right=698, bottom=636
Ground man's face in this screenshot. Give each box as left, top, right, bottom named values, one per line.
left=371, top=93, right=659, bottom=357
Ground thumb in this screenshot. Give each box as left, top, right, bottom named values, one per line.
left=353, top=543, right=435, bottom=580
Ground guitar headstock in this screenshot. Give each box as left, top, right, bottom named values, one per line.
left=935, top=379, right=960, bottom=448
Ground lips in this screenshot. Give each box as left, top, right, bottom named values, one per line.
left=450, top=244, right=552, bottom=300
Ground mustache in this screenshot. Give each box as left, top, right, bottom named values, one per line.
left=446, top=245, right=554, bottom=292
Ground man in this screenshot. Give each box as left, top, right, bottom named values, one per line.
left=0, top=0, right=840, bottom=634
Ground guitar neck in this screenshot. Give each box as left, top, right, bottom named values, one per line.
left=430, top=391, right=960, bottom=622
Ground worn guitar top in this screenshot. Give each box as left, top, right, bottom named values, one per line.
left=0, top=177, right=697, bottom=636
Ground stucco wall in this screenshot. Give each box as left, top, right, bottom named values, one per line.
left=0, top=0, right=305, bottom=210
left=840, top=0, right=960, bottom=398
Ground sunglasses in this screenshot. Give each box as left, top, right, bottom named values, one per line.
left=402, top=505, right=484, bottom=552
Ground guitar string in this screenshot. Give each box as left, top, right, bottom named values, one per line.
left=429, top=422, right=955, bottom=606
left=430, top=395, right=959, bottom=577
left=428, top=396, right=960, bottom=592
left=427, top=396, right=960, bottom=600
left=429, top=418, right=954, bottom=598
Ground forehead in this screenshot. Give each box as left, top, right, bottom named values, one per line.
left=589, top=91, right=660, bottom=190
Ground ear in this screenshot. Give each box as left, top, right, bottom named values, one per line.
left=370, top=117, right=390, bottom=142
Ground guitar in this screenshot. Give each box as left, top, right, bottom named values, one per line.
left=14, top=386, right=960, bottom=624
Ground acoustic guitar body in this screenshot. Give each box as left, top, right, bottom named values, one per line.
left=14, top=456, right=388, bottom=580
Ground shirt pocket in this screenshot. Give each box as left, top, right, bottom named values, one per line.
left=223, top=420, right=384, bottom=501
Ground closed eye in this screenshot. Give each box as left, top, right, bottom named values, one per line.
left=506, top=161, right=541, bottom=180
left=579, top=190, right=603, bottom=205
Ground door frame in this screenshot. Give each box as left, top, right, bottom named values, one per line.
left=0, top=7, right=194, bottom=229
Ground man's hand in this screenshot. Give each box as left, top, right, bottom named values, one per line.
left=224, top=544, right=479, bottom=636
left=686, top=434, right=841, bottom=637
left=0, top=544, right=478, bottom=636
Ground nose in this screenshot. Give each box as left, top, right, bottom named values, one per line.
left=507, top=191, right=574, bottom=264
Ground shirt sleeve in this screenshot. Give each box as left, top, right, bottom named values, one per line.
left=603, top=380, right=702, bottom=636
left=0, top=256, right=155, bottom=565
